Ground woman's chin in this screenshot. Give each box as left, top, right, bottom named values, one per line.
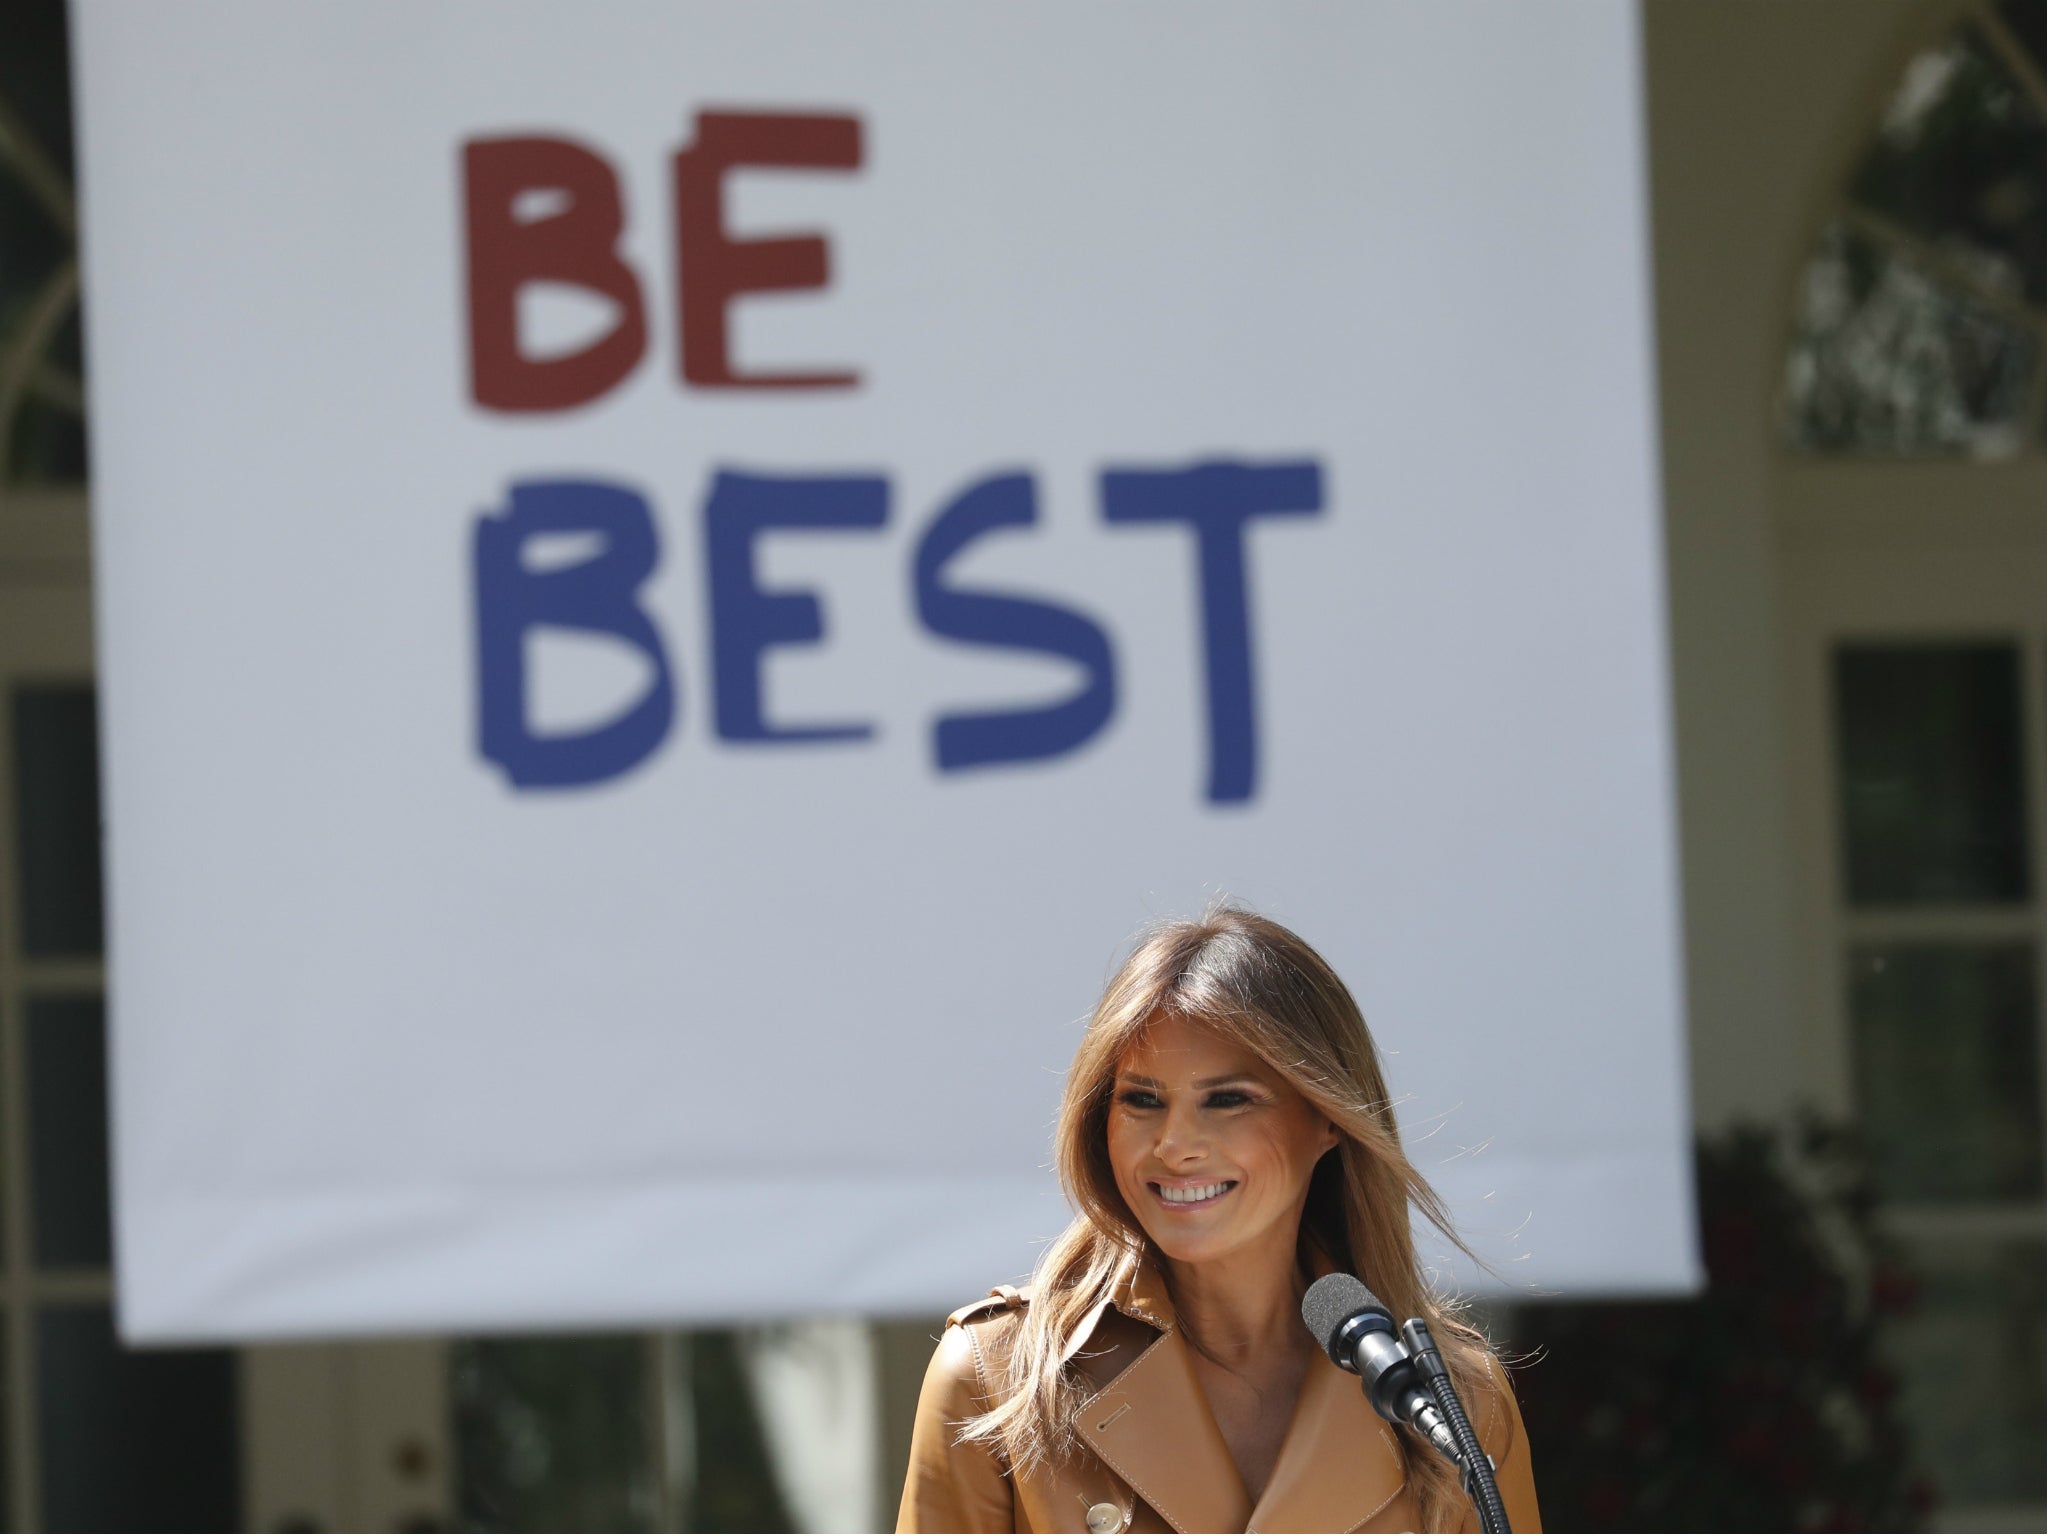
left=1142, top=1228, right=1239, bottom=1268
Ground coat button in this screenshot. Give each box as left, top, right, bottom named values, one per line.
left=1086, top=1502, right=1123, bottom=1534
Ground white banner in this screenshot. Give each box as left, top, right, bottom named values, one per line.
left=76, top=0, right=1695, bottom=1341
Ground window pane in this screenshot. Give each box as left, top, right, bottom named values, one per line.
left=35, top=1303, right=240, bottom=1532
left=1850, top=943, right=2041, bottom=1202
left=11, top=685, right=103, bottom=958
left=0, top=129, right=70, bottom=376
left=1886, top=1238, right=2046, bottom=1507
left=453, top=1335, right=659, bottom=1532
left=1850, top=26, right=2044, bottom=307
left=0, top=0, right=83, bottom=491
left=1833, top=644, right=2028, bottom=906
left=27, top=995, right=110, bottom=1268
left=1782, top=222, right=2035, bottom=458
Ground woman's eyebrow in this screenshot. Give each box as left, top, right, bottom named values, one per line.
left=1114, top=1073, right=1259, bottom=1090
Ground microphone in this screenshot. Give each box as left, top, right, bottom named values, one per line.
left=1300, top=1273, right=1461, bottom=1469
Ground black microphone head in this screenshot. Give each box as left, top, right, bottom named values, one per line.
left=1301, top=1272, right=1392, bottom=1363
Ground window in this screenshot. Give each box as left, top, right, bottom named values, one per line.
left=1827, top=643, right=2044, bottom=1510
left=0, top=0, right=85, bottom=489
left=1781, top=1, right=2044, bottom=458
left=1781, top=4, right=2044, bottom=1523
left=1, top=685, right=244, bottom=1529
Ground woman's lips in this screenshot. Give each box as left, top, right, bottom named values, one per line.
left=1148, top=1179, right=1238, bottom=1210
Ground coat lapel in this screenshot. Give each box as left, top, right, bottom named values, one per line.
left=1246, top=1353, right=1407, bottom=1534
left=1073, top=1325, right=1252, bottom=1535
left=1068, top=1250, right=1406, bottom=1534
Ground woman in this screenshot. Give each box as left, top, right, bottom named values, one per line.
left=899, top=907, right=1542, bottom=1534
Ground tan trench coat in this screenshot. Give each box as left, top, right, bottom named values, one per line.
left=898, top=1256, right=1542, bottom=1534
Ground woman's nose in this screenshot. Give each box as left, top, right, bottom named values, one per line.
left=1154, top=1101, right=1207, bottom=1164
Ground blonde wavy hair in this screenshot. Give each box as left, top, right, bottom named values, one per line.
left=960, top=905, right=1492, bottom=1532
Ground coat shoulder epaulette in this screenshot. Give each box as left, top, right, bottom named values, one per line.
left=945, top=1284, right=1032, bottom=1330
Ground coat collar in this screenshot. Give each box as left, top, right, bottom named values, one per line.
left=1069, top=1249, right=1407, bottom=1534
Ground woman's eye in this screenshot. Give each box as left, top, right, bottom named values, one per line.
left=1116, top=1090, right=1162, bottom=1109
left=1206, top=1090, right=1251, bottom=1109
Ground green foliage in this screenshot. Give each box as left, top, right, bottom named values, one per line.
left=1509, top=1120, right=1928, bottom=1533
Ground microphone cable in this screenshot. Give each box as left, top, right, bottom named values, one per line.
left=1400, top=1318, right=1510, bottom=1534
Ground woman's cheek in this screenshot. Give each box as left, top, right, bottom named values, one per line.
left=1232, top=1120, right=1286, bottom=1174
left=1105, top=1118, right=1144, bottom=1203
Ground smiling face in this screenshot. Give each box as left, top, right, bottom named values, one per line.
left=1106, top=1012, right=1340, bottom=1272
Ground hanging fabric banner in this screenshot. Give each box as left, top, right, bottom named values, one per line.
left=74, top=0, right=1693, bottom=1340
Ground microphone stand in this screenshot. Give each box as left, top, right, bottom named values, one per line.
left=1400, top=1319, right=1510, bottom=1534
